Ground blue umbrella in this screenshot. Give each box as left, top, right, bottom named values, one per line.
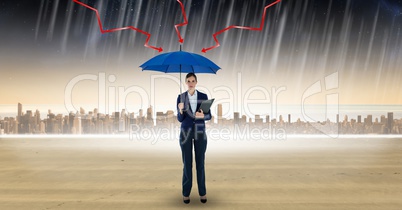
left=139, top=46, right=221, bottom=102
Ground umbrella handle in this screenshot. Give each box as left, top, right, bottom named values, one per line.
left=180, top=64, right=183, bottom=103
left=180, top=67, right=188, bottom=111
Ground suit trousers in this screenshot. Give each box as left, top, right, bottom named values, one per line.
left=179, top=124, right=207, bottom=197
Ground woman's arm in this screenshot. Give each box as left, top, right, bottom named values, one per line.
left=177, top=94, right=186, bottom=122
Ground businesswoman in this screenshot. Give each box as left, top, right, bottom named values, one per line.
left=177, top=73, right=211, bottom=204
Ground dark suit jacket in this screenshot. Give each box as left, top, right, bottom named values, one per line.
left=177, top=90, right=212, bottom=131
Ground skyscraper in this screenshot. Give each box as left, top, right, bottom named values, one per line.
left=120, top=109, right=126, bottom=132
left=156, top=112, right=166, bottom=125
left=217, top=104, right=222, bottom=124
left=380, top=115, right=386, bottom=125
left=35, top=109, right=40, bottom=125
left=234, top=112, right=239, bottom=124
left=46, top=112, right=55, bottom=134
left=13, top=120, right=18, bottom=134
left=17, top=103, right=22, bottom=121
left=114, top=112, right=120, bottom=132
left=138, top=109, right=144, bottom=125
left=80, top=107, right=85, bottom=115
left=26, top=110, right=32, bottom=117
left=69, top=112, right=75, bottom=134
left=388, top=112, right=394, bottom=134
left=63, top=115, right=69, bottom=134
left=147, top=106, right=153, bottom=121
left=241, top=115, right=247, bottom=124
left=73, top=112, right=82, bottom=134
left=166, top=110, right=174, bottom=124
left=255, top=115, right=262, bottom=124
left=3, top=121, right=10, bottom=134
left=367, top=115, right=373, bottom=126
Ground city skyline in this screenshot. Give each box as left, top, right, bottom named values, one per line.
left=1, top=102, right=401, bottom=135
left=1, top=102, right=402, bottom=120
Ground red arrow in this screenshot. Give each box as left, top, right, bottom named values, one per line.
left=174, top=0, right=188, bottom=43
left=73, top=0, right=163, bottom=52
left=201, top=0, right=281, bottom=53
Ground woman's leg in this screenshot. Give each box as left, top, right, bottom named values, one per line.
left=194, top=131, right=207, bottom=196
left=180, top=129, right=194, bottom=197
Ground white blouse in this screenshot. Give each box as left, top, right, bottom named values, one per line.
left=187, top=90, right=198, bottom=116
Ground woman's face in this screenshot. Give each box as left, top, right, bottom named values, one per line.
left=185, top=76, right=197, bottom=90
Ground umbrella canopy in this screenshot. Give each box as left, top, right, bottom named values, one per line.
left=140, top=51, right=221, bottom=74
left=139, top=47, right=221, bottom=102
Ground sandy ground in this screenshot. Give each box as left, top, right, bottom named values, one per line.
left=0, top=136, right=402, bottom=210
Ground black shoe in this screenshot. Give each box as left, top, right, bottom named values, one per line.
left=200, top=196, right=207, bottom=203
left=183, top=197, right=190, bottom=204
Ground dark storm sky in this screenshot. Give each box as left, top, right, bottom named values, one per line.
left=1, top=0, right=401, bottom=61
left=1, top=0, right=402, bottom=106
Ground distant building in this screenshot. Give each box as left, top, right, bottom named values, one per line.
left=156, top=111, right=166, bottom=125
left=112, top=112, right=119, bottom=132
left=380, top=115, right=386, bottom=125
left=217, top=104, right=223, bottom=124
left=241, top=115, right=247, bottom=124
left=73, top=112, right=82, bottom=134
left=255, top=115, right=263, bottom=125
left=13, top=120, right=18, bottom=134
left=18, top=103, right=22, bottom=120
left=139, top=109, right=143, bottom=118
left=147, top=106, right=153, bottom=121
left=69, top=112, right=75, bottom=134
left=80, top=107, right=85, bottom=115
left=166, top=110, right=175, bottom=124
left=388, top=112, right=394, bottom=134
left=366, top=115, right=373, bottom=126
left=234, top=112, right=239, bottom=124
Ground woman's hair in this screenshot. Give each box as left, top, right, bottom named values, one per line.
left=185, top=73, right=197, bottom=82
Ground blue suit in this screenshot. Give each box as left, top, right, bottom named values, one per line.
left=177, top=90, right=211, bottom=197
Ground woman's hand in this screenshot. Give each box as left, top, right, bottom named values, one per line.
left=195, top=109, right=204, bottom=119
left=178, top=103, right=184, bottom=114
